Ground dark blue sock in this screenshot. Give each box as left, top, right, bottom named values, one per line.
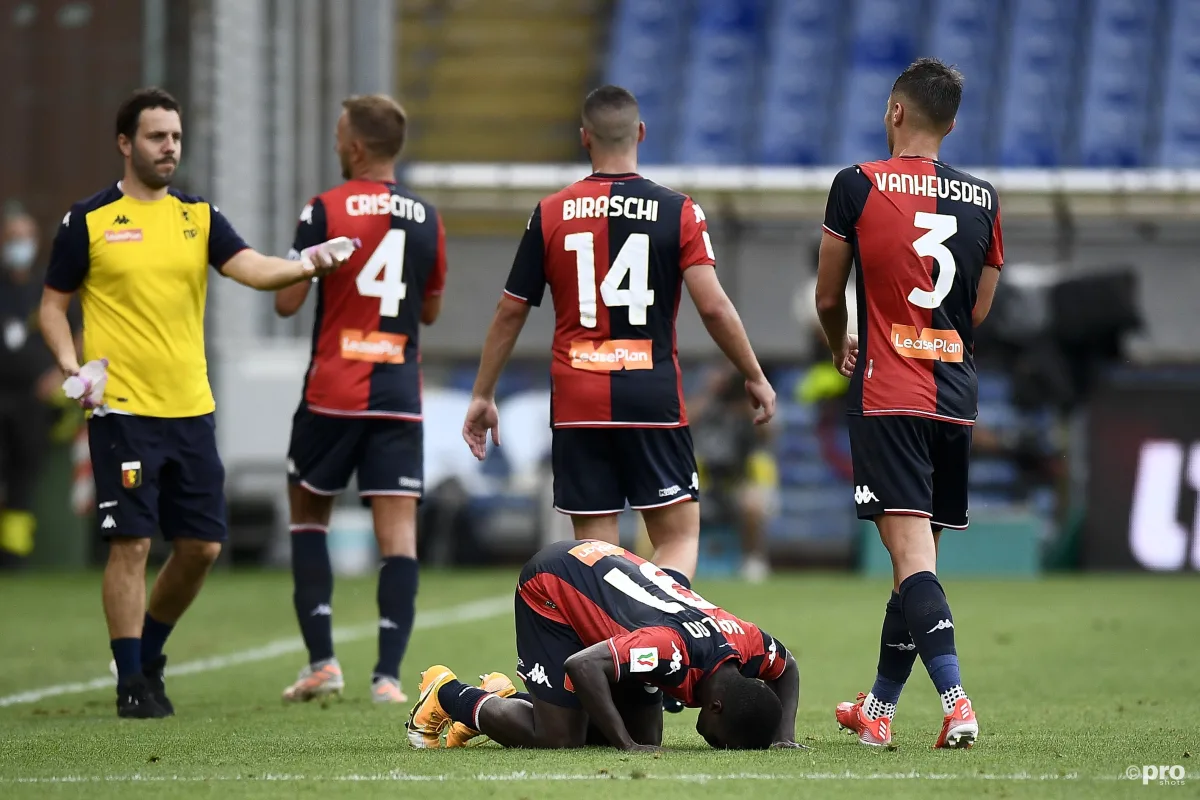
left=291, top=528, right=334, bottom=664
left=661, top=567, right=691, bottom=590
left=871, top=591, right=917, bottom=705
left=373, top=556, right=419, bottom=679
left=437, top=679, right=491, bottom=728
left=111, top=638, right=142, bottom=685
left=898, top=571, right=962, bottom=695
left=141, top=613, right=174, bottom=667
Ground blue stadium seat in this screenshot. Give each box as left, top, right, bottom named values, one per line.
left=1078, top=0, right=1162, bottom=166
left=834, top=0, right=919, bottom=164
left=605, top=0, right=693, bottom=163
left=1157, top=0, right=1200, bottom=165
left=677, top=0, right=768, bottom=163
left=927, top=0, right=1006, bottom=167
left=997, top=0, right=1084, bottom=166
left=756, top=0, right=841, bottom=164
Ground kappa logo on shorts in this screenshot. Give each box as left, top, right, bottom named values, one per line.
left=890, top=324, right=965, bottom=363
left=568, top=339, right=653, bottom=372
left=399, top=477, right=422, bottom=490
left=121, top=461, right=142, bottom=489
left=854, top=485, right=879, bottom=504
left=527, top=663, right=551, bottom=687
left=101, top=515, right=117, bottom=530
left=340, top=329, right=408, bottom=364
left=630, top=647, right=659, bottom=673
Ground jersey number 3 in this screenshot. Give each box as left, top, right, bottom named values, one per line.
left=356, top=229, right=407, bottom=317
left=563, top=232, right=655, bottom=328
left=909, top=211, right=957, bottom=310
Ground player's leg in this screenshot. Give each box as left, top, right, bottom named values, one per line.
left=281, top=406, right=360, bottom=701
left=920, top=421, right=977, bottom=748
left=624, top=427, right=700, bottom=584
left=836, top=416, right=931, bottom=745
left=89, top=414, right=169, bottom=718
left=552, top=428, right=624, bottom=544
left=147, top=415, right=228, bottom=713
left=359, top=420, right=424, bottom=703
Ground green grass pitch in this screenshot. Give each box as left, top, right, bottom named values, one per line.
left=1, top=569, right=1196, bottom=799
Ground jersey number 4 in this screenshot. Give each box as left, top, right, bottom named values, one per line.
left=564, top=232, right=654, bottom=327
left=356, top=229, right=407, bottom=317
left=909, top=211, right=957, bottom=310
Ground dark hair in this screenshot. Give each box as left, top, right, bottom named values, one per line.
left=714, top=677, right=783, bottom=750
left=582, top=85, right=640, bottom=145
left=891, top=58, right=963, bottom=130
left=342, top=94, right=408, bottom=160
left=115, top=87, right=182, bottom=140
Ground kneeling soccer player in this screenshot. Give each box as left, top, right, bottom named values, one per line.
left=406, top=540, right=801, bottom=751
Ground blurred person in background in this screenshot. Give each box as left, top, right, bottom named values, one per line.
left=274, top=94, right=447, bottom=706
left=0, top=203, right=65, bottom=568
left=40, top=87, right=347, bottom=719
left=690, top=364, right=780, bottom=583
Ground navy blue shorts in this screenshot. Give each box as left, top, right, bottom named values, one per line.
left=847, top=414, right=972, bottom=530
left=287, top=405, right=424, bottom=497
left=88, top=413, right=227, bottom=542
left=551, top=427, right=699, bottom=515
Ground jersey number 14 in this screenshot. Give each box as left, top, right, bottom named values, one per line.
left=356, top=229, right=407, bottom=317
left=564, top=232, right=654, bottom=327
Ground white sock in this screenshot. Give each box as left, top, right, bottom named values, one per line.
left=863, top=692, right=896, bottom=720
left=940, top=685, right=967, bottom=716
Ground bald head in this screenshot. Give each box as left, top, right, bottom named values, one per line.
left=582, top=85, right=641, bottom=150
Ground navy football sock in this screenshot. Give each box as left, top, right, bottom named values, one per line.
left=437, top=679, right=492, bottom=729
left=864, top=591, right=917, bottom=718
left=291, top=528, right=335, bottom=664
left=111, top=638, right=142, bottom=685
left=661, top=567, right=691, bottom=590
left=373, top=556, right=419, bottom=680
left=140, top=613, right=174, bottom=667
left=898, top=571, right=965, bottom=702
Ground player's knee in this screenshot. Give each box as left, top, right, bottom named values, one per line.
left=108, top=536, right=152, bottom=566
left=176, top=539, right=222, bottom=570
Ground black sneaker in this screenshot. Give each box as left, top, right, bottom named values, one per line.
left=142, top=655, right=175, bottom=716
left=116, top=674, right=170, bottom=719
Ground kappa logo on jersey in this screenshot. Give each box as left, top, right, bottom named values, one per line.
left=568, top=540, right=626, bottom=566
left=104, top=228, right=143, bottom=243
left=569, top=339, right=652, bottom=372
left=630, top=647, right=659, bottom=673
left=112, top=215, right=131, bottom=225
left=527, top=663, right=551, bottom=687
left=340, top=329, right=408, bottom=364
left=120, top=461, right=142, bottom=489
left=854, top=485, right=878, bottom=505
left=767, top=640, right=778, bottom=668
left=666, top=641, right=683, bottom=675
left=890, top=324, right=965, bottom=363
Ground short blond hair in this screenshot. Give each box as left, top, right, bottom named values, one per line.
left=342, top=94, right=407, bottom=160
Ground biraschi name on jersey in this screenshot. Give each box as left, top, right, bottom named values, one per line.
left=563, top=195, right=660, bottom=222
left=871, top=171, right=994, bottom=210
left=344, top=192, right=427, bottom=222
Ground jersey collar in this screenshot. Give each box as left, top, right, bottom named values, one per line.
left=585, top=172, right=640, bottom=182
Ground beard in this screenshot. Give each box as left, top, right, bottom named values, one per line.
left=132, top=148, right=176, bottom=190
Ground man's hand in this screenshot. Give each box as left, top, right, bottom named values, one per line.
left=770, top=740, right=810, bottom=750
left=831, top=333, right=858, bottom=377
left=299, top=243, right=345, bottom=278
left=463, top=396, right=501, bottom=461
left=745, top=376, right=777, bottom=425
left=622, top=743, right=663, bottom=753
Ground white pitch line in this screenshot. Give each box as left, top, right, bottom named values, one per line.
left=0, top=771, right=1110, bottom=784
left=0, top=594, right=510, bottom=708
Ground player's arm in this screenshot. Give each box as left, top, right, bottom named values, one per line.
left=40, top=208, right=88, bottom=376
left=275, top=199, right=328, bottom=317
left=765, top=651, right=800, bottom=747
left=973, top=204, right=1004, bottom=327
left=563, top=644, right=653, bottom=752
left=421, top=215, right=449, bottom=325
left=817, top=166, right=870, bottom=376
left=209, top=205, right=341, bottom=291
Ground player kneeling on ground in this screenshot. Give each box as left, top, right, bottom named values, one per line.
left=407, top=540, right=801, bottom=751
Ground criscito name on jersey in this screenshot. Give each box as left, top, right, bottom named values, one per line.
left=345, top=192, right=427, bottom=222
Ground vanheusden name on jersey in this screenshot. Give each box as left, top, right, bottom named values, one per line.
left=340, top=329, right=408, bottom=364
left=569, top=339, right=653, bottom=371
left=562, top=195, right=660, bottom=222
left=890, top=324, right=965, bottom=362
left=871, top=171, right=994, bottom=210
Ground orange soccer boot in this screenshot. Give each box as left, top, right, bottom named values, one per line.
left=835, top=692, right=893, bottom=747
left=445, top=671, right=518, bottom=748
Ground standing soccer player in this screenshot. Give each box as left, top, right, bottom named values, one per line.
left=463, top=85, right=774, bottom=592
left=39, top=88, right=347, bottom=719
left=274, top=95, right=446, bottom=704
left=817, top=59, right=1002, bottom=749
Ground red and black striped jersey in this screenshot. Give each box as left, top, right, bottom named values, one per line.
left=504, top=173, right=715, bottom=428
left=290, top=180, right=447, bottom=420
left=823, top=156, right=1004, bottom=424
left=518, top=540, right=789, bottom=707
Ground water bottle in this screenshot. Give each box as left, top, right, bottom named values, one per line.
left=62, top=358, right=109, bottom=408
left=300, top=237, right=360, bottom=271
